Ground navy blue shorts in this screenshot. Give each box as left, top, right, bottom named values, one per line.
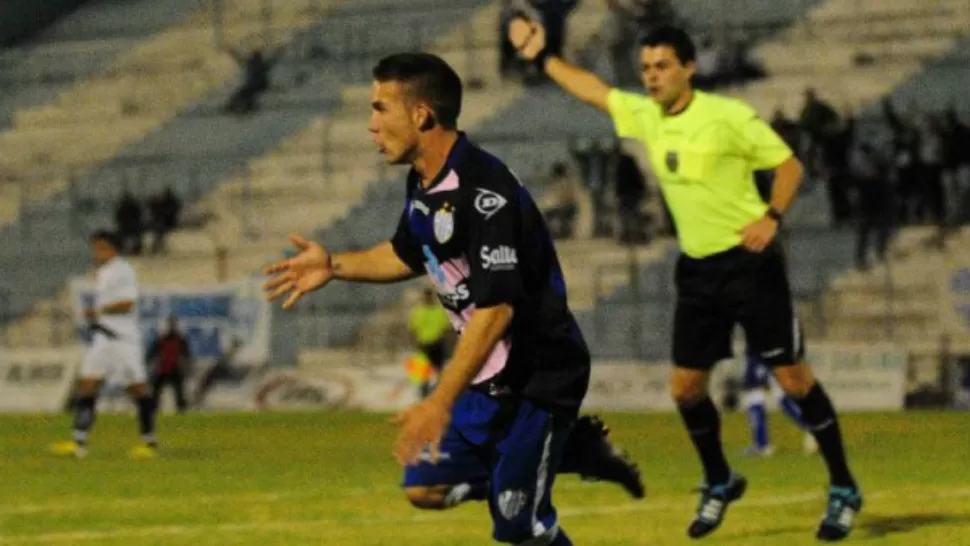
left=402, top=389, right=573, bottom=544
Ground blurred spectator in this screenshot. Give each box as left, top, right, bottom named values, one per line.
left=693, top=36, right=722, bottom=91
left=614, top=148, right=649, bottom=244
left=570, top=136, right=615, bottom=238
left=194, top=338, right=246, bottom=409
left=528, top=0, right=578, bottom=59
left=604, top=0, right=639, bottom=87
left=633, top=0, right=677, bottom=34
left=148, top=187, right=182, bottom=255
left=540, top=162, right=584, bottom=239
left=114, top=191, right=143, bottom=256
left=798, top=88, right=839, bottom=175
left=770, top=109, right=801, bottom=151
left=225, top=46, right=284, bottom=115
left=147, top=316, right=191, bottom=414
left=499, top=0, right=525, bottom=81
left=851, top=142, right=892, bottom=271
left=822, top=115, right=856, bottom=228
left=883, top=98, right=922, bottom=225
left=943, top=108, right=970, bottom=224
left=728, top=32, right=766, bottom=84
left=919, top=115, right=947, bottom=234
left=408, top=289, right=451, bottom=399
left=957, top=353, right=970, bottom=410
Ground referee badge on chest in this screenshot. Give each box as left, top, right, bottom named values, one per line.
left=665, top=150, right=679, bottom=173
left=433, top=203, right=455, bottom=243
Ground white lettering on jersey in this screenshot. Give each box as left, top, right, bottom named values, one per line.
left=480, top=245, right=518, bottom=271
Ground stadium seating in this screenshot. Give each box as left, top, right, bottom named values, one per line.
left=0, top=0, right=492, bottom=342
left=0, top=0, right=203, bottom=127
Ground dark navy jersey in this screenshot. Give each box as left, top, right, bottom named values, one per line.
left=391, top=133, right=590, bottom=410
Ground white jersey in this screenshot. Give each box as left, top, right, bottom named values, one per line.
left=83, top=257, right=145, bottom=385
left=94, top=257, right=140, bottom=342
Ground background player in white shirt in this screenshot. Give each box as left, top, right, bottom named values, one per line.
left=51, top=231, right=158, bottom=459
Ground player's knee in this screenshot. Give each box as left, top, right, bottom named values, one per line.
left=773, top=363, right=815, bottom=398
left=670, top=367, right=710, bottom=406
left=403, top=487, right=448, bottom=510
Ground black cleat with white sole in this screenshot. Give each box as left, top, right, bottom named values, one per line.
left=816, top=486, right=863, bottom=542
left=688, top=473, right=747, bottom=539
left=561, top=415, right=646, bottom=499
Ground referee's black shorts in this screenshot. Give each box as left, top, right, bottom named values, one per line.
left=672, top=242, right=804, bottom=370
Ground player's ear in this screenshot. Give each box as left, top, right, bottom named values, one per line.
left=415, top=104, right=435, bottom=132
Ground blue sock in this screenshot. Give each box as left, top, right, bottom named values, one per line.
left=779, top=395, right=808, bottom=430
left=743, top=390, right=769, bottom=449
left=550, top=529, right=573, bottom=545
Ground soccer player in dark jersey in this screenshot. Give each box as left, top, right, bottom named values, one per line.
left=263, top=53, right=642, bottom=545
left=508, top=19, right=862, bottom=542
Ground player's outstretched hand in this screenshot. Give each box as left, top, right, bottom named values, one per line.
left=263, top=233, right=334, bottom=309
left=391, top=398, right=451, bottom=466
left=508, top=16, right=546, bottom=61
left=739, top=215, right=779, bottom=253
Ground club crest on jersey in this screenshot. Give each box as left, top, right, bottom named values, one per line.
left=433, top=203, right=454, bottom=243
left=665, top=150, right=679, bottom=173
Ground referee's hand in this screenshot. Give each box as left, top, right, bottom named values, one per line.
left=263, top=233, right=334, bottom=309
left=739, top=216, right=779, bottom=253
left=508, top=16, right=546, bottom=61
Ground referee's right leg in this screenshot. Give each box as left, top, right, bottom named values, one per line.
left=669, top=254, right=747, bottom=539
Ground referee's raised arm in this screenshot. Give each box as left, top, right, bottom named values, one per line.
left=508, top=17, right=611, bottom=112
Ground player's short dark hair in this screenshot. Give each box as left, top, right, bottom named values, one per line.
left=372, top=53, right=463, bottom=130
left=639, top=26, right=696, bottom=65
left=90, top=229, right=120, bottom=249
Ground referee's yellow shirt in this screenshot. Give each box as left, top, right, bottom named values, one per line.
left=607, top=89, right=793, bottom=259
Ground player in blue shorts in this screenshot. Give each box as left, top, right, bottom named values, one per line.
left=742, top=353, right=818, bottom=456
left=264, top=53, right=642, bottom=545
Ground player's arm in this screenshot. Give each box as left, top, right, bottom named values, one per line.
left=508, top=18, right=611, bottom=112
left=738, top=107, right=805, bottom=251
left=428, top=304, right=514, bottom=408
left=330, top=241, right=420, bottom=283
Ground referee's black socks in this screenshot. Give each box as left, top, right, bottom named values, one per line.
left=678, top=397, right=731, bottom=486
left=793, top=383, right=856, bottom=489
left=72, top=395, right=98, bottom=445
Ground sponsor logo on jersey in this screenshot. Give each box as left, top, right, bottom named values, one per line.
left=480, top=245, right=518, bottom=271
left=438, top=283, right=470, bottom=308
left=474, top=188, right=507, bottom=220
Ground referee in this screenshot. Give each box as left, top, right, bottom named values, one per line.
left=509, top=21, right=861, bottom=542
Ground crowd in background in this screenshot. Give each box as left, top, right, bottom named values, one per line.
left=113, top=187, right=183, bottom=256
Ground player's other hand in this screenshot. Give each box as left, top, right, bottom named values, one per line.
left=739, top=215, right=779, bottom=253
left=391, top=397, right=451, bottom=466
left=508, top=16, right=546, bottom=61
left=263, top=233, right=334, bottom=309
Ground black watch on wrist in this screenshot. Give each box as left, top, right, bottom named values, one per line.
left=766, top=207, right=783, bottom=223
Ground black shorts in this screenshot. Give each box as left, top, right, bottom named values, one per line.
left=420, top=342, right=447, bottom=372
left=672, top=243, right=804, bottom=370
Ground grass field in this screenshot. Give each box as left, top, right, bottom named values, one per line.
left=2, top=411, right=969, bottom=545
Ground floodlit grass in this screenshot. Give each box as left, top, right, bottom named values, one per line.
left=2, top=411, right=969, bottom=545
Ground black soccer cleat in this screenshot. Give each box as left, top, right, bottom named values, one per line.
left=816, top=486, right=863, bottom=542
left=688, top=473, right=747, bottom=539
left=568, top=415, right=646, bottom=499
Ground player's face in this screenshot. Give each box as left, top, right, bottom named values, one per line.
left=640, top=45, right=694, bottom=110
left=91, top=239, right=116, bottom=265
left=368, top=80, right=422, bottom=165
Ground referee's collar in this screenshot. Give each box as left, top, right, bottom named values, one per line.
left=664, top=90, right=698, bottom=118
left=419, top=132, right=469, bottom=192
